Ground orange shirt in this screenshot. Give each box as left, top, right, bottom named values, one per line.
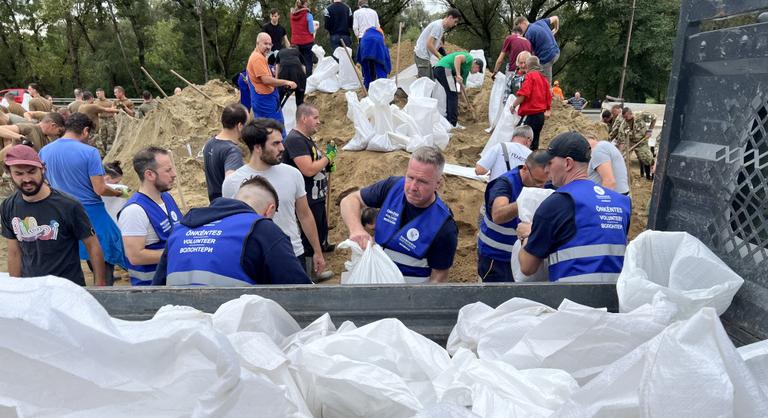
left=552, top=86, right=565, bottom=101
left=246, top=49, right=274, bottom=95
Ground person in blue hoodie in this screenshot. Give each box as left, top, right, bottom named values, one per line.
left=152, top=175, right=311, bottom=286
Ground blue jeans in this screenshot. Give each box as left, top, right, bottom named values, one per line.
left=330, top=34, right=352, bottom=53
left=478, top=254, right=515, bottom=282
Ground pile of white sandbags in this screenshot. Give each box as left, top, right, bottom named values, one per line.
left=343, top=78, right=452, bottom=152
left=306, top=46, right=359, bottom=94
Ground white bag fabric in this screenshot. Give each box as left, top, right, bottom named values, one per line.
left=552, top=308, right=768, bottom=417
left=617, top=230, right=744, bottom=320
left=435, top=348, right=578, bottom=418
left=212, top=294, right=301, bottom=346
left=311, top=44, right=325, bottom=60
left=282, top=94, right=297, bottom=133
left=343, top=91, right=375, bottom=151
left=739, top=339, right=768, bottom=395
left=393, top=64, right=419, bottom=96
left=510, top=187, right=555, bottom=282
left=103, top=184, right=129, bottom=224
left=288, top=318, right=451, bottom=418
left=306, top=57, right=340, bottom=94
left=487, top=73, right=507, bottom=131
left=333, top=46, right=360, bottom=90
left=480, top=94, right=520, bottom=158
left=337, top=239, right=405, bottom=284
left=465, top=49, right=486, bottom=89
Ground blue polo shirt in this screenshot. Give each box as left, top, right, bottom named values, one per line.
left=39, top=138, right=105, bottom=206
left=526, top=18, right=560, bottom=64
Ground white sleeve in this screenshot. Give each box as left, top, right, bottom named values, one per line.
left=221, top=172, right=242, bottom=198
left=477, top=144, right=500, bottom=169
left=291, top=167, right=307, bottom=199
left=118, top=204, right=151, bottom=237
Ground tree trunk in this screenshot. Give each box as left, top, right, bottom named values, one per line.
left=65, top=17, right=82, bottom=88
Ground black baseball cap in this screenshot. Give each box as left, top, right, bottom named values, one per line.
left=546, top=131, right=591, bottom=162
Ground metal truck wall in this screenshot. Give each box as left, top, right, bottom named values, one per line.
left=650, top=1, right=768, bottom=342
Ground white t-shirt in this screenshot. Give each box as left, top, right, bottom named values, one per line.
left=414, top=20, right=444, bottom=60
left=353, top=7, right=380, bottom=38
left=118, top=202, right=168, bottom=246
left=476, top=142, right=532, bottom=181
left=222, top=163, right=307, bottom=256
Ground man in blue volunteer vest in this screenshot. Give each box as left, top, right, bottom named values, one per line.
left=340, top=146, right=459, bottom=283
left=118, top=147, right=182, bottom=286
left=153, top=176, right=311, bottom=286
left=517, top=132, right=631, bottom=282
left=477, top=150, right=550, bottom=282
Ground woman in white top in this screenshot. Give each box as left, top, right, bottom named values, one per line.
left=353, top=0, right=379, bottom=38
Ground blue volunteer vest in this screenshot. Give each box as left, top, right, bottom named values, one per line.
left=246, top=71, right=285, bottom=128
left=166, top=212, right=264, bottom=286
left=374, top=178, right=451, bottom=282
left=478, top=168, right=523, bottom=261
left=548, top=179, right=631, bottom=282
left=119, top=192, right=182, bottom=286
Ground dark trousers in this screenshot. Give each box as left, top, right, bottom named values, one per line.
left=478, top=254, right=514, bottom=282
left=330, top=34, right=352, bottom=53
left=297, top=43, right=315, bottom=78
left=278, top=64, right=307, bottom=106
left=518, top=112, right=546, bottom=150
left=301, top=199, right=329, bottom=257
left=433, top=66, right=459, bottom=126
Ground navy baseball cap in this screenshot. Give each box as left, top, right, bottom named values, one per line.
left=546, top=131, right=591, bottom=162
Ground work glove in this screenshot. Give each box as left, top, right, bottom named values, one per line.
left=325, top=142, right=337, bottom=163
left=327, top=161, right=337, bottom=173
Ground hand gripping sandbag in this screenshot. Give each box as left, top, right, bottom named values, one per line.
left=337, top=239, right=405, bottom=284
left=510, top=187, right=555, bottom=282
left=617, top=230, right=744, bottom=320
left=551, top=308, right=768, bottom=418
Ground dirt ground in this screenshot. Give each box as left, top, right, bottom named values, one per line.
left=0, top=42, right=654, bottom=285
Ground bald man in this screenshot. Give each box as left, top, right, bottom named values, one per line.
left=153, top=175, right=311, bottom=286
left=246, top=32, right=297, bottom=129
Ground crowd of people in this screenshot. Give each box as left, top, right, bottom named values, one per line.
left=0, top=2, right=659, bottom=286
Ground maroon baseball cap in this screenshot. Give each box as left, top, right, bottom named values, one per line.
left=4, top=145, right=43, bottom=168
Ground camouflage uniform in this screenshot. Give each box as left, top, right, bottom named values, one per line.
left=136, top=100, right=157, bottom=118
left=94, top=97, right=116, bottom=154
left=609, top=116, right=622, bottom=142
left=617, top=111, right=656, bottom=166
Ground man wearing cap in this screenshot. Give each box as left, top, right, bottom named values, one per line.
left=1, top=145, right=107, bottom=286
left=516, top=132, right=631, bottom=282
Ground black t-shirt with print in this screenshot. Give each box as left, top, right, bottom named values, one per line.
left=283, top=129, right=328, bottom=204
left=1, top=189, right=95, bottom=285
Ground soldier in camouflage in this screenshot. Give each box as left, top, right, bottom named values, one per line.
left=617, top=107, right=656, bottom=180
left=94, top=88, right=116, bottom=155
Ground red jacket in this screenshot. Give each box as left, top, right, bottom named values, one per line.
left=517, top=71, right=552, bottom=115
left=291, top=8, right=314, bottom=46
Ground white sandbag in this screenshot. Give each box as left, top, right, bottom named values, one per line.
left=333, top=46, right=360, bottom=90
left=498, top=299, right=676, bottom=385
left=393, top=64, right=419, bottom=96
left=408, top=77, right=437, bottom=98
left=487, top=73, right=507, bottom=131
left=343, top=91, right=374, bottom=151
left=446, top=298, right=555, bottom=356
left=288, top=318, right=452, bottom=418
left=0, top=276, right=307, bottom=417
left=738, top=339, right=768, bottom=394
left=367, top=79, right=404, bottom=152
left=443, top=163, right=487, bottom=182
left=337, top=239, right=405, bottom=284
left=282, top=94, right=297, bottom=133
left=617, top=230, right=744, bottom=320
left=465, top=49, right=486, bottom=89
left=481, top=94, right=520, bottom=158
left=413, top=402, right=481, bottom=418
left=552, top=308, right=768, bottom=417
left=510, top=187, right=555, bottom=282
left=211, top=294, right=301, bottom=346
left=306, top=57, right=340, bottom=94
left=435, top=348, right=578, bottom=418
left=311, top=44, right=325, bottom=60
left=103, top=184, right=129, bottom=224
left=280, top=313, right=337, bottom=354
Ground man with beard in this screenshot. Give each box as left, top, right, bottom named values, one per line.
left=221, top=118, right=327, bottom=280
left=1, top=145, right=107, bottom=285
left=117, top=147, right=182, bottom=286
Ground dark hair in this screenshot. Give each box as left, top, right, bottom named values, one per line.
left=96, top=88, right=104, bottom=93
left=142, top=90, right=152, bottom=100
left=622, top=106, right=632, bottom=115
left=64, top=113, right=95, bottom=135
left=473, top=59, right=483, bottom=68
left=241, top=118, right=284, bottom=153
left=602, top=109, right=612, bottom=119
left=42, top=112, right=65, bottom=127
left=269, top=8, right=279, bottom=15
left=221, top=103, right=249, bottom=129
left=361, top=207, right=379, bottom=227
left=526, top=150, right=551, bottom=168
left=104, top=160, right=124, bottom=178
left=132, top=146, right=169, bottom=181
left=445, top=8, right=461, bottom=19
left=114, top=85, right=125, bottom=94
left=240, top=175, right=279, bottom=211
left=295, top=102, right=317, bottom=121
left=82, top=91, right=93, bottom=101
left=28, top=83, right=41, bottom=92
left=611, top=104, right=623, bottom=110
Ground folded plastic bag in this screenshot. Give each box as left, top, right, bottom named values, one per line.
left=487, top=73, right=507, bottom=131
left=510, top=187, right=555, bottom=282
left=738, top=339, right=768, bottom=395
left=337, top=239, right=405, bottom=284
left=617, top=230, right=744, bottom=320
left=435, top=348, right=578, bottom=418
left=446, top=298, right=555, bottom=356
left=333, top=46, right=360, bottom=90
left=498, top=299, right=676, bottom=384
left=552, top=308, right=768, bottom=417
left=288, top=318, right=451, bottom=417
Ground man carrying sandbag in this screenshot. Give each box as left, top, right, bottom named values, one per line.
left=340, top=146, right=458, bottom=283
left=477, top=150, right=550, bottom=282
left=516, top=132, right=631, bottom=282
left=153, top=176, right=310, bottom=286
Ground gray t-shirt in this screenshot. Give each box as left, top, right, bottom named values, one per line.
left=203, top=137, right=244, bottom=202
left=414, top=20, right=444, bottom=60
left=588, top=140, right=630, bottom=194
